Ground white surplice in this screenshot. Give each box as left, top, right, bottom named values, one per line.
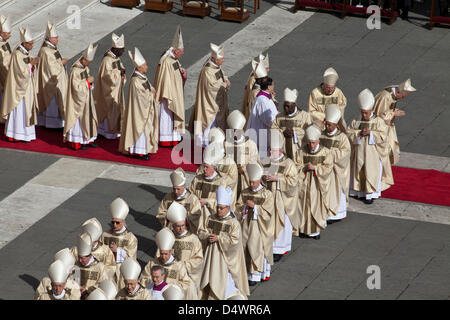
left=5, top=98, right=36, bottom=141
left=4, top=61, right=36, bottom=141
left=246, top=92, right=278, bottom=158
left=273, top=213, right=293, bottom=254
left=66, top=118, right=96, bottom=144
left=37, top=97, right=64, bottom=128
left=159, top=98, right=181, bottom=143
left=98, top=118, right=120, bottom=139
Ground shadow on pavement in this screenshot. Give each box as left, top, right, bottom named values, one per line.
left=19, top=274, right=40, bottom=291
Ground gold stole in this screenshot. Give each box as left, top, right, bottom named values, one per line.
left=195, top=178, right=220, bottom=199
left=303, top=146, right=326, bottom=165
left=173, top=236, right=194, bottom=260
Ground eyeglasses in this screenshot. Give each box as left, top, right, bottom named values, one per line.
left=111, top=221, right=121, bottom=225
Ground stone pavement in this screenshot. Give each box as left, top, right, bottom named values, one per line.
left=0, top=0, right=449, bottom=300
left=0, top=150, right=448, bottom=300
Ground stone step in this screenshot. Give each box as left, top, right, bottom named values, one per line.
left=0, top=0, right=15, bottom=10
left=3, top=0, right=59, bottom=26
left=4, top=0, right=98, bottom=52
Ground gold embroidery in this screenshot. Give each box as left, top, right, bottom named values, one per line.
left=320, top=138, right=340, bottom=149
left=172, top=62, right=180, bottom=70
left=166, top=269, right=178, bottom=279
left=278, top=119, right=303, bottom=128
left=80, top=270, right=99, bottom=285
left=241, top=194, right=265, bottom=205
left=215, top=70, right=224, bottom=81
left=103, top=236, right=129, bottom=247
left=80, top=70, right=89, bottom=80
left=207, top=220, right=231, bottom=235
left=357, top=121, right=378, bottom=130
left=54, top=51, right=62, bottom=60
left=196, top=181, right=219, bottom=199
left=303, top=155, right=325, bottom=165
left=142, top=81, right=151, bottom=91
left=316, top=96, right=338, bottom=106
left=173, top=240, right=194, bottom=260
left=2, top=43, right=11, bottom=53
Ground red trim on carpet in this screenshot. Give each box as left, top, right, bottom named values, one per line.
left=0, top=125, right=449, bottom=207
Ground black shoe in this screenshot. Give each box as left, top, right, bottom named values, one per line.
left=139, top=154, right=150, bottom=161
left=298, top=233, right=308, bottom=238
left=364, top=198, right=374, bottom=205
left=327, top=219, right=341, bottom=225
left=248, top=280, right=257, bottom=287
left=80, top=145, right=88, bottom=150
left=87, top=143, right=98, bottom=148
left=310, top=234, right=321, bottom=240
left=273, top=254, right=282, bottom=262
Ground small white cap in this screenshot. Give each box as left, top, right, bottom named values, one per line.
left=19, top=26, right=33, bottom=43
left=210, top=43, right=224, bottom=59
left=98, top=279, right=118, bottom=300
left=54, top=248, right=75, bottom=273
left=110, top=197, right=129, bottom=220
left=155, top=228, right=176, bottom=251
left=45, top=21, right=57, bottom=38
left=284, top=88, right=298, bottom=103
left=325, top=104, right=341, bottom=124
left=203, top=142, right=224, bottom=167
left=48, top=260, right=68, bottom=283
left=254, top=61, right=268, bottom=79
left=227, top=110, right=246, bottom=130
left=323, top=67, right=339, bottom=86
left=162, top=284, right=185, bottom=300
left=82, top=218, right=103, bottom=242
left=171, top=25, right=183, bottom=49
left=270, top=129, right=285, bottom=150
left=0, top=15, right=11, bottom=33
left=86, top=288, right=108, bottom=300
left=120, top=258, right=141, bottom=281
left=112, top=33, right=125, bottom=49
left=76, top=232, right=92, bottom=257
left=305, top=125, right=322, bottom=141
left=167, top=202, right=187, bottom=223
left=170, top=168, right=186, bottom=187
left=399, top=78, right=416, bottom=93
left=208, top=127, right=225, bottom=144
left=217, top=186, right=233, bottom=206
left=247, top=163, right=263, bottom=181
left=82, top=43, right=98, bottom=62
left=358, top=88, right=375, bottom=111
left=128, top=47, right=146, bottom=68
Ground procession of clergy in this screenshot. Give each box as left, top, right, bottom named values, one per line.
left=0, top=16, right=417, bottom=300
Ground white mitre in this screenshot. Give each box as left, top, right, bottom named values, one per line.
left=112, top=33, right=125, bottom=49
left=358, top=88, right=375, bottom=110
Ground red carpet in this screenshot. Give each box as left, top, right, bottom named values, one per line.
left=382, top=166, right=450, bottom=207
left=0, top=124, right=199, bottom=172
left=0, top=124, right=449, bottom=207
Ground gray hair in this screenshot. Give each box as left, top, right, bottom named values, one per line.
left=151, top=265, right=166, bottom=275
